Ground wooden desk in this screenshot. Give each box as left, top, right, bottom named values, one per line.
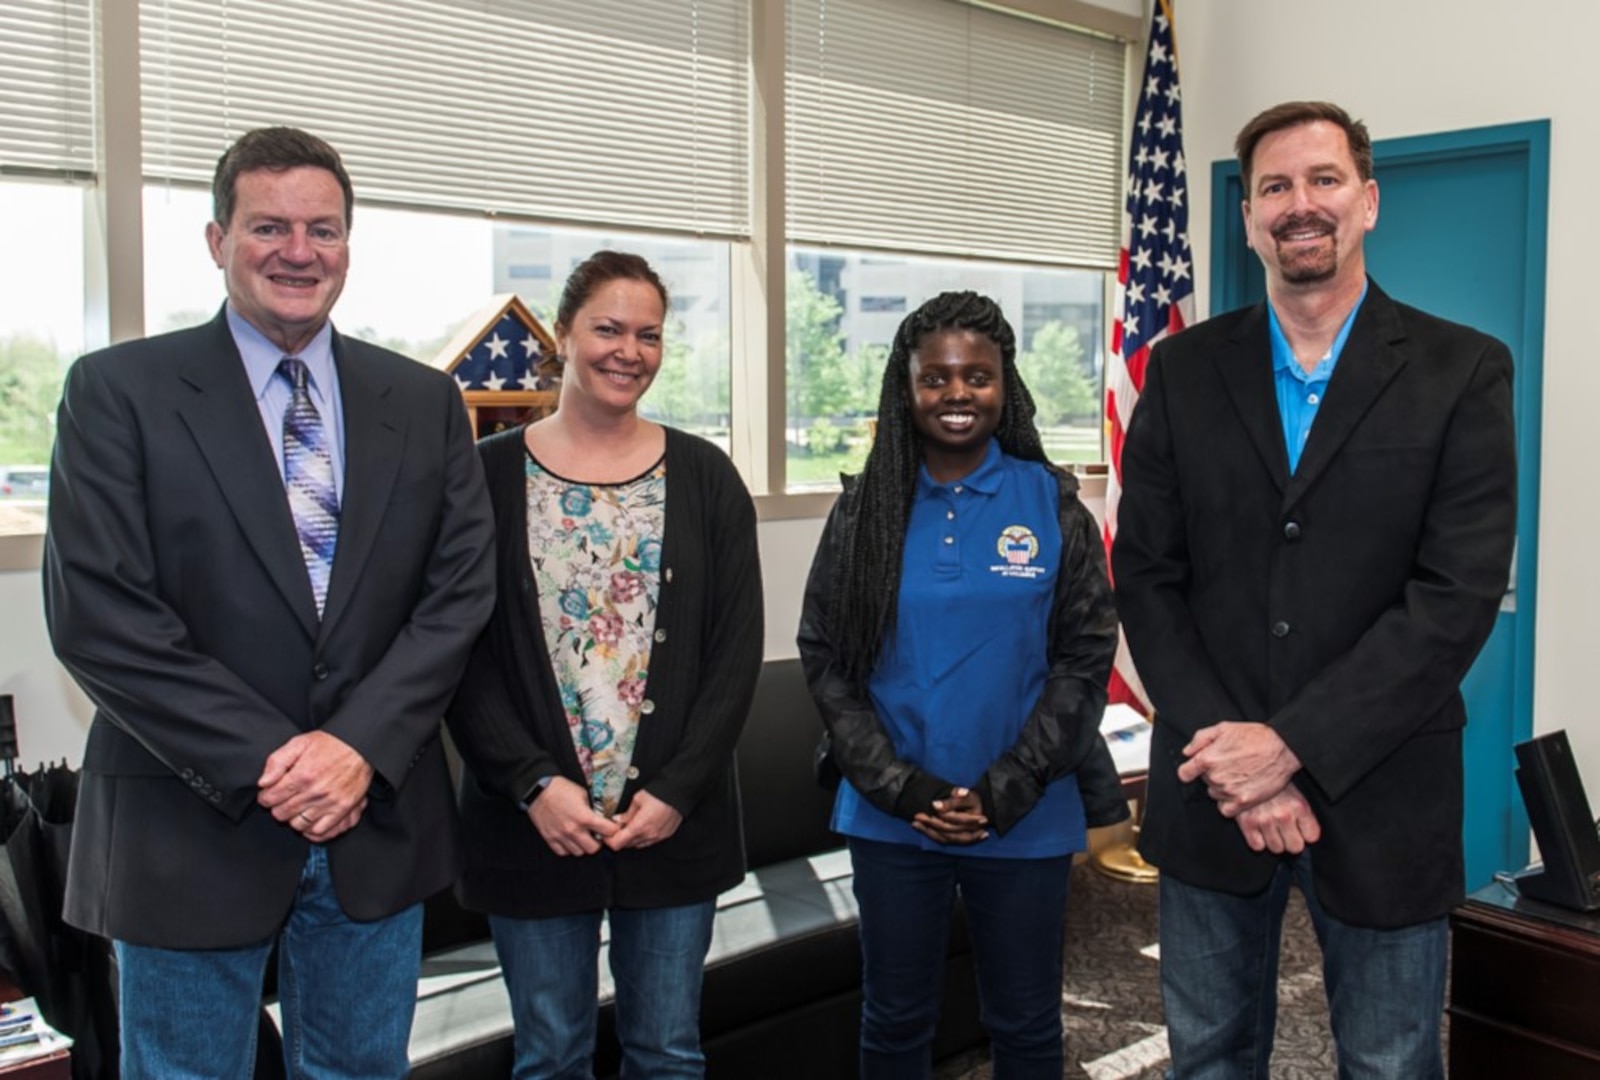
left=1448, top=881, right=1600, bottom=1078
left=0, top=1049, right=69, bottom=1079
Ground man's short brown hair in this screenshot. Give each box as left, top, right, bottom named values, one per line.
left=212, top=127, right=354, bottom=229
left=1235, top=101, right=1373, bottom=191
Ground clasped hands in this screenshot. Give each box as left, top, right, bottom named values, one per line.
left=1179, top=721, right=1321, bottom=855
left=258, top=730, right=373, bottom=843
left=913, top=787, right=989, bottom=846
left=529, top=778, right=684, bottom=857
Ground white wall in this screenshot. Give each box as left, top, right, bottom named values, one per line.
left=0, top=567, right=92, bottom=768
left=1177, top=0, right=1600, bottom=798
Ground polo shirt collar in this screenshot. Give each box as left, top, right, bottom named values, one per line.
left=1267, top=279, right=1368, bottom=382
left=916, top=438, right=1005, bottom=496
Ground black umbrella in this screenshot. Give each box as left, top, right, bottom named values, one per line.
left=0, top=696, right=117, bottom=1079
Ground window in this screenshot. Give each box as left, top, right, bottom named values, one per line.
left=785, top=247, right=1106, bottom=488
left=0, top=0, right=96, bottom=538
left=143, top=188, right=732, bottom=445
left=140, top=0, right=749, bottom=238
left=783, top=0, right=1125, bottom=488
left=7, top=0, right=1132, bottom=548
left=0, top=0, right=96, bottom=181
left=143, top=185, right=497, bottom=360
left=0, top=181, right=85, bottom=537
left=491, top=227, right=731, bottom=447
left=139, top=0, right=741, bottom=457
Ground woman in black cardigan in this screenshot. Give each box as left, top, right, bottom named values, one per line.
left=447, top=251, right=763, bottom=1079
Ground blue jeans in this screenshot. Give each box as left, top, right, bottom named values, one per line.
left=1160, top=852, right=1447, bottom=1080
left=116, top=845, right=423, bottom=1080
left=848, top=836, right=1074, bottom=1080
left=491, top=900, right=716, bottom=1079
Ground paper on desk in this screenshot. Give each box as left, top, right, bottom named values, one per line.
left=1099, top=704, right=1152, bottom=777
left=0, top=997, right=72, bottom=1066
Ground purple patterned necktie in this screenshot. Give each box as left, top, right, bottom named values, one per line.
left=279, top=357, right=339, bottom=616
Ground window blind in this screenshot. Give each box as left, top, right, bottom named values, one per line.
left=140, top=0, right=749, bottom=238
left=786, top=0, right=1125, bottom=268
left=0, top=0, right=97, bottom=179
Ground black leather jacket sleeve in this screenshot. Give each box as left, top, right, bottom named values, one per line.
left=796, top=487, right=957, bottom=820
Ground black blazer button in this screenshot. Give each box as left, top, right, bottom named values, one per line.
left=1271, top=621, right=1291, bottom=638
left=1283, top=521, right=1302, bottom=541
left=312, top=662, right=330, bottom=681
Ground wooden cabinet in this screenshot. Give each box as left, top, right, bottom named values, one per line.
left=0, top=1050, right=68, bottom=1078
left=1448, top=882, right=1600, bottom=1078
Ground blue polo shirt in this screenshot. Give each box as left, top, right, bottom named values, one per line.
left=1269, top=282, right=1366, bottom=474
left=831, top=440, right=1087, bottom=858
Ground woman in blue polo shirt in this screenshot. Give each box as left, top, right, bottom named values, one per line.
left=798, top=291, right=1124, bottom=1079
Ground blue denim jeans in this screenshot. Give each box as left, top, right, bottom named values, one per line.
left=1159, top=852, right=1447, bottom=1080
left=116, top=845, right=423, bottom=1080
left=848, top=836, right=1074, bottom=1080
left=490, top=900, right=716, bottom=1080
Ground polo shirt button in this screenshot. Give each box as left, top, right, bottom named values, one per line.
left=1271, top=621, right=1291, bottom=638
left=946, top=510, right=955, bottom=520
left=654, top=629, right=667, bottom=643
left=953, top=485, right=964, bottom=494
left=640, top=699, right=655, bottom=715
left=943, top=536, right=954, bottom=545
left=312, top=662, right=330, bottom=681
left=1283, top=521, right=1301, bottom=541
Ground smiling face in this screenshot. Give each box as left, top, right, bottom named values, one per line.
left=555, top=277, right=666, bottom=418
left=205, top=166, right=349, bottom=356
left=907, top=329, right=1004, bottom=482
left=1243, top=120, right=1379, bottom=295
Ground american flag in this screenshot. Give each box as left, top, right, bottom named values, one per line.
left=451, top=312, right=551, bottom=392
left=1104, top=0, right=1196, bottom=715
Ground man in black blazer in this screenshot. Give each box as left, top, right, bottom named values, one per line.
left=43, top=128, right=495, bottom=1078
left=1114, top=102, right=1515, bottom=1079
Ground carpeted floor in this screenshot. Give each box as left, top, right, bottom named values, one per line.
left=934, top=860, right=1337, bottom=1079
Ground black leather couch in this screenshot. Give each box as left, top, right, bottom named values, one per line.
left=400, top=658, right=985, bottom=1079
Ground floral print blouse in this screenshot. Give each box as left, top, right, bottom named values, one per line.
left=525, top=452, right=665, bottom=817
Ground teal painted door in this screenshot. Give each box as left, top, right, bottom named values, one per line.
left=1211, top=122, right=1548, bottom=889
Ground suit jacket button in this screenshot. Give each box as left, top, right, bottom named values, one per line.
left=1271, top=620, right=1291, bottom=638
left=312, top=662, right=330, bottom=681
left=625, top=766, right=640, bottom=780
left=640, top=699, right=655, bottom=715
left=1283, top=521, right=1302, bottom=541
left=653, top=629, right=667, bottom=643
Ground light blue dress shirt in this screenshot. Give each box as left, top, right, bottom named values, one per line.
left=226, top=306, right=346, bottom=500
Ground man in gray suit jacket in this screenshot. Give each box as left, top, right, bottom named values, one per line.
left=1114, top=102, right=1516, bottom=1079
left=44, top=128, right=495, bottom=1078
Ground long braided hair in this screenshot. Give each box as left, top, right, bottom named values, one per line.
left=827, top=290, right=1049, bottom=683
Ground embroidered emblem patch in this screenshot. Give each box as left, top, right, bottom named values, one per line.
left=997, top=525, right=1039, bottom=566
